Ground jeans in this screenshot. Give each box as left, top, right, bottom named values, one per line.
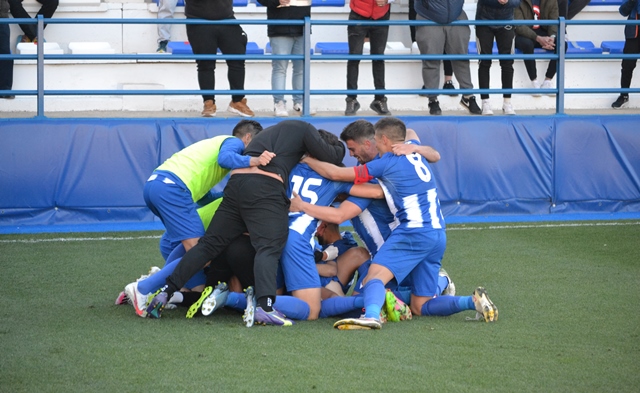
left=476, top=25, right=515, bottom=99
left=515, top=29, right=567, bottom=81
left=157, top=0, right=179, bottom=43
left=270, top=35, right=304, bottom=105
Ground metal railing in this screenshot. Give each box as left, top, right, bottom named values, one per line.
left=1, top=15, right=639, bottom=117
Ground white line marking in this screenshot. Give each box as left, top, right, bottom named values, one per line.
left=0, top=235, right=162, bottom=243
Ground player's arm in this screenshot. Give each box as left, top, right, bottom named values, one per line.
left=290, top=195, right=363, bottom=224
left=303, top=125, right=346, bottom=166
left=316, top=261, right=337, bottom=278
left=392, top=130, right=440, bottom=163
left=218, top=138, right=275, bottom=168
left=349, top=183, right=383, bottom=199
left=302, top=156, right=356, bottom=182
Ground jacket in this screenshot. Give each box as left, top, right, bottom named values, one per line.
left=257, top=0, right=310, bottom=37
left=619, top=0, right=639, bottom=39
left=414, top=0, right=465, bottom=24
left=1, top=0, right=9, bottom=19
left=476, top=0, right=521, bottom=22
left=514, top=0, right=558, bottom=40
left=350, top=0, right=390, bottom=20
left=185, top=0, right=234, bottom=20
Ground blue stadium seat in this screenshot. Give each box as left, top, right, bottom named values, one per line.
left=152, top=0, right=248, bottom=6
left=167, top=41, right=263, bottom=55
left=514, top=47, right=554, bottom=54
left=265, top=42, right=314, bottom=54
left=245, top=42, right=264, bottom=54
left=567, top=41, right=602, bottom=54
left=601, top=41, right=625, bottom=54
left=312, top=0, right=345, bottom=5
left=315, top=42, right=349, bottom=54
left=468, top=41, right=499, bottom=54
left=588, top=0, right=623, bottom=5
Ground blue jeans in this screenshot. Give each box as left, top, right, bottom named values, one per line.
left=270, top=35, right=304, bottom=105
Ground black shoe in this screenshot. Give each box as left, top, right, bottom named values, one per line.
left=443, top=80, right=457, bottom=96
left=345, top=97, right=360, bottom=116
left=370, top=97, right=391, bottom=116
left=460, top=95, right=481, bottom=115
left=428, top=100, right=442, bottom=116
left=0, top=95, right=15, bottom=99
left=611, top=94, right=629, bottom=109
left=419, top=85, right=428, bottom=97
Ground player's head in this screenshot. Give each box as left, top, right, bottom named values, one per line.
left=316, top=220, right=340, bottom=245
left=317, top=129, right=346, bottom=162
left=340, top=120, right=378, bottom=165
left=373, top=117, right=406, bottom=154
left=232, top=120, right=263, bottom=147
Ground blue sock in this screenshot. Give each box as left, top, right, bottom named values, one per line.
left=420, top=295, right=474, bottom=316
left=436, top=275, right=449, bottom=295
left=274, top=296, right=310, bottom=320
left=224, top=292, right=246, bottom=312
left=392, top=288, right=412, bottom=305
left=319, top=295, right=363, bottom=318
left=363, top=279, right=385, bottom=319
left=165, top=244, right=186, bottom=265
left=137, top=258, right=181, bottom=294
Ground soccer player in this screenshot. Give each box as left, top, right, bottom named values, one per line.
left=145, top=120, right=346, bottom=324
left=303, top=117, right=498, bottom=329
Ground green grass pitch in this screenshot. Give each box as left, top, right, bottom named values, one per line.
left=1, top=221, right=639, bottom=392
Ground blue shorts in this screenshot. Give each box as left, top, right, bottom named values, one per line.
left=280, top=231, right=321, bottom=292
left=372, top=228, right=446, bottom=298
left=143, top=171, right=205, bottom=246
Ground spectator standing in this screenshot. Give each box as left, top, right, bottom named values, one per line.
left=0, top=0, right=13, bottom=99
left=9, top=0, right=58, bottom=43
left=414, top=0, right=482, bottom=116
left=156, top=0, right=179, bottom=53
left=557, top=0, right=590, bottom=21
left=185, top=0, right=255, bottom=117
left=475, top=0, right=521, bottom=115
left=345, top=0, right=392, bottom=116
left=612, top=0, right=640, bottom=109
left=257, top=0, right=311, bottom=117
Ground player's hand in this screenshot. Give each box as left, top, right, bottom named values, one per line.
left=258, top=150, right=276, bottom=166
left=392, top=143, right=417, bottom=156
left=375, top=0, right=386, bottom=6
left=498, top=0, right=508, bottom=4
left=289, top=191, right=305, bottom=212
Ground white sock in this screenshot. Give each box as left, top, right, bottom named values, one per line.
left=168, top=291, right=184, bottom=305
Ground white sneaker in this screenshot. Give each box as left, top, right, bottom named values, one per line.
left=502, top=101, right=516, bottom=115
left=541, top=79, right=556, bottom=96
left=274, top=101, right=288, bottom=117
left=481, top=99, right=493, bottom=116
left=293, top=102, right=317, bottom=115
left=439, top=268, right=456, bottom=296
left=531, top=79, right=542, bottom=97
left=124, top=281, right=149, bottom=317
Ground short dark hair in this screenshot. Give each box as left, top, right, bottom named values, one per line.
left=318, top=129, right=346, bottom=162
left=374, top=117, right=406, bottom=142
left=232, top=120, right=263, bottom=138
left=340, top=120, right=375, bottom=144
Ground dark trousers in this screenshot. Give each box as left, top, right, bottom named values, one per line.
left=557, top=0, right=590, bottom=20
left=515, top=29, right=567, bottom=81
left=205, top=234, right=256, bottom=289
left=476, top=25, right=515, bottom=99
left=621, top=35, right=640, bottom=90
left=186, top=20, right=247, bottom=103
left=8, top=0, right=58, bottom=41
left=408, top=1, right=452, bottom=77
left=167, top=174, right=290, bottom=305
left=0, top=24, right=12, bottom=91
left=346, top=10, right=390, bottom=101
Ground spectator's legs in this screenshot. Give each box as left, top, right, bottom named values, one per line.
left=291, top=35, right=305, bottom=106
left=445, top=12, right=473, bottom=91
left=621, top=36, right=640, bottom=89
left=567, top=0, right=590, bottom=20
left=514, top=35, right=537, bottom=81
left=415, top=15, right=445, bottom=101
left=157, top=0, right=179, bottom=43
left=369, top=11, right=390, bottom=101
left=8, top=0, right=36, bottom=40
left=545, top=39, right=568, bottom=80
left=346, top=11, right=368, bottom=100
left=557, top=0, right=568, bottom=19
left=0, top=24, right=13, bottom=92
left=218, top=25, right=247, bottom=103
left=408, top=0, right=417, bottom=43
left=36, top=0, right=58, bottom=32
left=443, top=59, right=453, bottom=78
left=187, top=22, right=218, bottom=103
left=476, top=25, right=495, bottom=100
left=496, top=26, right=515, bottom=98
left=270, top=36, right=294, bottom=104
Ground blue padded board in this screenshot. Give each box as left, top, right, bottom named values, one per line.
left=315, top=42, right=349, bottom=54
left=601, top=41, right=625, bottom=54
left=168, top=41, right=263, bottom=55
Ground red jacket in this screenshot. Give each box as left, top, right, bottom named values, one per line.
left=350, top=0, right=389, bottom=20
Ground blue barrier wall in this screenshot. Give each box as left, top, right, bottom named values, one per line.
left=1, top=116, right=639, bottom=228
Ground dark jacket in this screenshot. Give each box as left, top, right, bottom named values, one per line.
left=476, top=0, right=521, bottom=23
left=257, top=0, right=310, bottom=37
left=514, top=0, right=558, bottom=40
left=620, top=0, right=639, bottom=39
left=185, top=0, right=234, bottom=20
left=1, top=0, right=9, bottom=19
left=414, top=0, right=465, bottom=24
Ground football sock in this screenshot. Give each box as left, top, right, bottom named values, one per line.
left=392, top=288, right=412, bottom=305
left=224, top=292, right=247, bottom=312
left=420, top=295, right=474, bottom=316
left=436, top=275, right=450, bottom=295
left=363, top=279, right=385, bottom=320
left=138, top=258, right=181, bottom=294
left=319, top=295, right=364, bottom=318
left=168, top=291, right=184, bottom=305
left=176, top=291, right=202, bottom=308
left=258, top=296, right=274, bottom=312
left=165, top=244, right=186, bottom=265
left=274, top=296, right=310, bottom=320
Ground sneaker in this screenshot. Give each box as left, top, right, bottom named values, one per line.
left=439, top=268, right=456, bottom=296
left=460, top=95, right=482, bottom=115
left=443, top=80, right=458, bottom=96
left=202, top=100, right=216, bottom=117
left=243, top=286, right=256, bottom=327
left=145, top=291, right=169, bottom=319
left=156, top=40, right=168, bottom=53
left=0, top=95, right=15, bottom=99
left=124, top=282, right=149, bottom=317
left=274, top=100, right=288, bottom=117
left=292, top=102, right=317, bottom=115
left=502, top=101, right=516, bottom=115
left=228, top=98, right=255, bottom=117
left=611, top=94, right=629, bottom=109
left=428, top=100, right=442, bottom=116
left=384, top=289, right=412, bottom=322
left=201, top=282, right=229, bottom=316
left=16, top=35, right=31, bottom=47
left=379, top=307, right=388, bottom=323
left=481, top=99, right=494, bottom=116
left=333, top=317, right=382, bottom=330
left=472, top=287, right=498, bottom=322
left=419, top=85, right=428, bottom=97
left=531, top=79, right=542, bottom=97
left=540, top=79, right=556, bottom=96
left=370, top=97, right=391, bottom=116
left=115, top=291, right=129, bottom=305
left=185, top=285, right=213, bottom=319
left=255, top=307, right=294, bottom=326
left=345, top=97, right=360, bottom=116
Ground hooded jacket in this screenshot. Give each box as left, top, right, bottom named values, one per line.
left=514, top=0, right=558, bottom=40
left=620, top=0, right=639, bottom=39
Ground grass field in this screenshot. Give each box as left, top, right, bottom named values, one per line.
left=1, top=221, right=639, bottom=392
